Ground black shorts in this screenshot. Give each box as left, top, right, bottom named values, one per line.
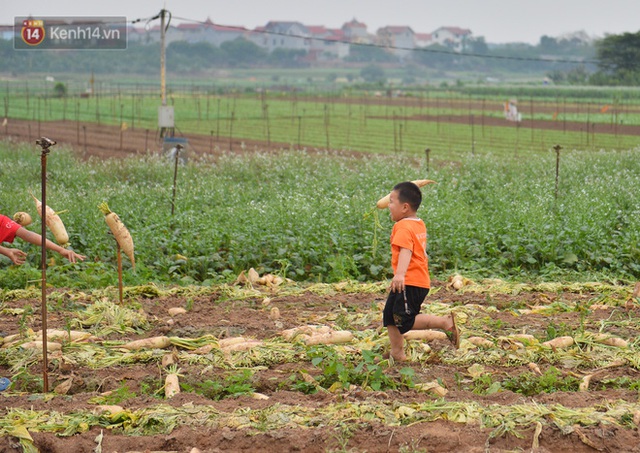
left=382, top=285, right=430, bottom=334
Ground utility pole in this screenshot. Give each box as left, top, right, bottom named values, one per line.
left=156, top=8, right=174, bottom=137
left=160, top=9, right=167, bottom=107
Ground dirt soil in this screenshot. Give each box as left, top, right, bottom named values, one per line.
left=0, top=280, right=638, bottom=453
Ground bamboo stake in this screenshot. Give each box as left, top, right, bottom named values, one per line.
left=117, top=242, right=123, bottom=304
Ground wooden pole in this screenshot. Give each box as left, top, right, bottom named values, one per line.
left=117, top=242, right=123, bottom=304
left=554, top=144, right=562, bottom=200
left=425, top=148, right=430, bottom=173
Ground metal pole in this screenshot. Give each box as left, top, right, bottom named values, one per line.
left=171, top=144, right=183, bottom=216
left=160, top=9, right=167, bottom=107
left=36, top=136, right=56, bottom=393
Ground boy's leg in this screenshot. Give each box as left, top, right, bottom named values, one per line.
left=386, top=325, right=407, bottom=361
left=412, top=313, right=460, bottom=348
left=412, top=313, right=450, bottom=330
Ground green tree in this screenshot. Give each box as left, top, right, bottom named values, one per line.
left=53, top=82, right=67, bottom=97
left=220, top=38, right=267, bottom=67
left=539, top=35, right=559, bottom=53
left=346, top=44, right=397, bottom=63
left=268, top=48, right=307, bottom=67
left=468, top=36, right=489, bottom=54
left=360, top=64, right=386, bottom=83
left=596, top=31, right=640, bottom=74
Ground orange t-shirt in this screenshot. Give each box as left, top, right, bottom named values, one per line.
left=390, top=218, right=430, bottom=289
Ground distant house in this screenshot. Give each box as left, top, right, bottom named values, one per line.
left=251, top=21, right=311, bottom=53
left=341, top=19, right=369, bottom=43
left=306, top=26, right=349, bottom=60
left=176, top=18, right=245, bottom=46
left=144, top=24, right=183, bottom=45
left=376, top=26, right=415, bottom=59
left=414, top=32, right=433, bottom=48
left=127, top=26, right=148, bottom=44
left=431, top=26, right=472, bottom=51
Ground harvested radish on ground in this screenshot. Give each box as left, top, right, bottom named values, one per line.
left=36, top=329, right=96, bottom=343
left=542, top=336, right=574, bottom=349
left=162, top=353, right=176, bottom=367
left=280, top=325, right=353, bottom=345
left=447, top=274, right=474, bottom=290
left=12, top=212, right=32, bottom=227
left=579, top=374, right=592, bottom=392
left=219, top=337, right=263, bottom=352
left=466, top=336, right=494, bottom=348
left=403, top=330, right=447, bottom=341
left=164, top=366, right=181, bottom=399
left=93, top=405, right=124, bottom=415
left=19, top=340, right=62, bottom=351
left=303, top=330, right=354, bottom=345
left=98, top=202, right=135, bottom=270
left=376, top=179, right=436, bottom=209
left=31, top=193, right=69, bottom=246
left=528, top=362, right=542, bottom=375
left=121, top=336, right=171, bottom=350
left=593, top=334, right=628, bottom=348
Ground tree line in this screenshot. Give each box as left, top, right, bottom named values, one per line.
left=0, top=31, right=638, bottom=86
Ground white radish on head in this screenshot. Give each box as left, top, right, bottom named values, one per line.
left=376, top=179, right=436, bottom=209
left=98, top=202, right=135, bottom=270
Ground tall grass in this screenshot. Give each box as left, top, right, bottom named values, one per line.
left=0, top=140, right=638, bottom=289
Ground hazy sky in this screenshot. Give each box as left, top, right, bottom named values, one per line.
left=3, top=0, right=640, bottom=44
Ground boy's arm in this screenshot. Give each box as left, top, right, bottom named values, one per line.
left=0, top=245, right=27, bottom=265
left=14, top=227, right=86, bottom=263
left=390, top=247, right=412, bottom=293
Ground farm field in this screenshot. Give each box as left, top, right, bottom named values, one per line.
left=0, top=84, right=639, bottom=452
left=0, top=279, right=638, bottom=452
left=3, top=82, right=640, bottom=159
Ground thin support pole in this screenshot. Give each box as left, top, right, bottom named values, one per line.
left=171, top=144, right=183, bottom=216
left=117, top=242, right=123, bottom=304
left=36, top=136, right=56, bottom=393
left=425, top=148, right=431, bottom=173
left=554, top=144, right=562, bottom=200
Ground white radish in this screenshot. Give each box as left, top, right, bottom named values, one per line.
left=121, top=336, right=171, bottom=351
left=164, top=373, right=180, bottom=399
left=542, top=336, right=574, bottom=349
left=376, top=179, right=436, bottom=209
left=98, top=202, right=135, bottom=270
left=31, top=193, right=69, bottom=247
left=403, top=330, right=448, bottom=341
left=13, top=212, right=32, bottom=227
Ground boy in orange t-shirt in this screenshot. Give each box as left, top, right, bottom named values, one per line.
left=383, top=181, right=459, bottom=362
